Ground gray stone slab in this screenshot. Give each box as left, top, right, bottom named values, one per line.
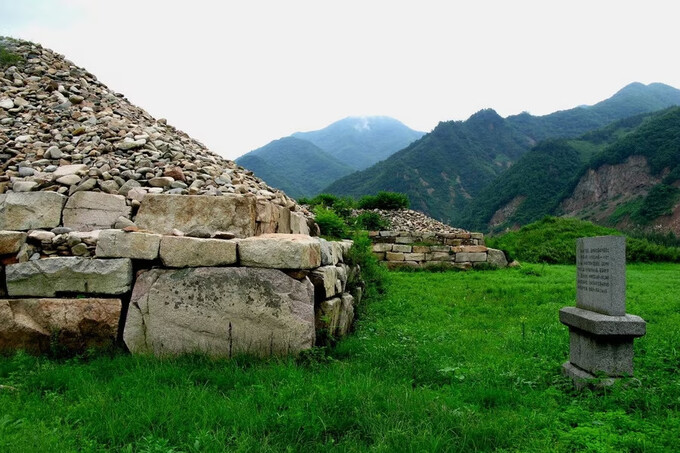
left=455, top=252, right=487, bottom=263
left=134, top=194, right=257, bottom=238
left=576, top=236, right=626, bottom=316
left=5, top=257, right=133, bottom=297
left=159, top=236, right=237, bottom=267
left=238, top=234, right=321, bottom=269
left=562, top=362, right=616, bottom=389
left=0, top=192, right=66, bottom=230
left=95, top=229, right=161, bottom=260
left=63, top=192, right=131, bottom=231
left=559, top=307, right=646, bottom=337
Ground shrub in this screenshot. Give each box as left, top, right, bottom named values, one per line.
left=300, top=193, right=355, bottom=220
left=354, top=211, right=390, bottom=231
left=346, top=231, right=386, bottom=298
left=358, top=191, right=409, bottom=210
left=314, top=206, right=349, bottom=239
left=0, top=43, right=21, bottom=68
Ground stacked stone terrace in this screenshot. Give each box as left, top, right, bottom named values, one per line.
left=0, top=38, right=358, bottom=357
left=370, top=230, right=508, bottom=269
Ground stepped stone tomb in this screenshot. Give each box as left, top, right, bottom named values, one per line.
left=0, top=38, right=360, bottom=356
left=560, top=236, right=646, bottom=387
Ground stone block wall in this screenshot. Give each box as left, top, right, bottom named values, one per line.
left=369, top=231, right=508, bottom=269
left=0, top=192, right=358, bottom=357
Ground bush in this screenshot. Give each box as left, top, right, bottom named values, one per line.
left=0, top=43, right=21, bottom=68
left=314, top=206, right=349, bottom=239
left=358, top=191, right=409, bottom=210
left=300, top=193, right=355, bottom=220
left=354, top=211, right=390, bottom=231
left=346, top=231, right=386, bottom=298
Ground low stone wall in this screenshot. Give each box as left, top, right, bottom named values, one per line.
left=0, top=192, right=358, bottom=357
left=369, top=231, right=508, bottom=269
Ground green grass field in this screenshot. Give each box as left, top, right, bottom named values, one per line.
left=2, top=264, right=679, bottom=452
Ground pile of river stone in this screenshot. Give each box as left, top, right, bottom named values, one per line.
left=0, top=37, right=306, bottom=215
left=353, top=208, right=467, bottom=235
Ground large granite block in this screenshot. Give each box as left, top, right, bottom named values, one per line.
left=124, top=267, right=315, bottom=357
left=238, top=234, right=321, bottom=269
left=134, top=194, right=257, bottom=238
left=0, top=192, right=66, bottom=230
left=159, top=236, right=237, bottom=267
left=63, top=192, right=131, bottom=231
left=95, top=229, right=161, bottom=260
left=0, top=298, right=121, bottom=354
left=0, top=231, right=27, bottom=255
left=5, top=257, right=133, bottom=297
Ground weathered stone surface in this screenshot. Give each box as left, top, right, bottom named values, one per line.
left=320, top=238, right=339, bottom=266
left=124, top=267, right=315, bottom=357
left=5, top=257, right=133, bottom=297
left=386, top=251, right=405, bottom=261
left=403, top=253, right=425, bottom=261
left=0, top=192, right=66, bottom=230
left=0, top=231, right=27, bottom=256
left=316, top=296, right=341, bottom=337
left=290, top=212, right=310, bottom=235
left=63, top=192, right=131, bottom=231
left=0, top=298, right=121, bottom=354
left=576, top=236, right=626, bottom=316
left=95, top=229, right=161, bottom=260
left=337, top=293, right=355, bottom=337
left=392, top=244, right=412, bottom=253
left=371, top=243, right=392, bottom=253
left=455, top=252, right=487, bottom=263
left=568, top=330, right=635, bottom=376
left=52, top=164, right=88, bottom=178
left=159, top=236, right=237, bottom=267
left=134, top=194, right=257, bottom=238
left=487, top=248, right=508, bottom=268
left=238, top=234, right=321, bottom=269
left=309, top=265, right=339, bottom=301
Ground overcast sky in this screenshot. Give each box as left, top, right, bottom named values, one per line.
left=2, top=0, right=679, bottom=160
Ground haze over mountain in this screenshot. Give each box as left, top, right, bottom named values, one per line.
left=292, top=116, right=425, bottom=170
left=236, top=116, right=424, bottom=198
left=235, top=137, right=354, bottom=199
left=324, top=83, right=680, bottom=228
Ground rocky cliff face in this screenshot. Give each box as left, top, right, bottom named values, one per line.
left=0, top=37, right=305, bottom=215
left=560, top=155, right=664, bottom=227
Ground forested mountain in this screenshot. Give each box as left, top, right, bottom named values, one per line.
left=506, top=82, right=680, bottom=142
left=324, top=109, right=532, bottom=223
left=292, top=116, right=425, bottom=170
left=324, top=83, right=680, bottom=226
left=236, top=137, right=354, bottom=198
left=459, top=112, right=656, bottom=232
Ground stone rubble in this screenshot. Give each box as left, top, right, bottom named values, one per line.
left=352, top=209, right=467, bottom=235
left=0, top=38, right=309, bottom=218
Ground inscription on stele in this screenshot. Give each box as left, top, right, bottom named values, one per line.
left=576, top=236, right=625, bottom=316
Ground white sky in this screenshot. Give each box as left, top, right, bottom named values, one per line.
left=2, top=0, right=679, bottom=160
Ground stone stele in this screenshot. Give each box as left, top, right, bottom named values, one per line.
left=124, top=267, right=315, bottom=357
left=576, top=235, right=625, bottom=316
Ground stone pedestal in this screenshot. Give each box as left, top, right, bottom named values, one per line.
left=561, top=236, right=646, bottom=387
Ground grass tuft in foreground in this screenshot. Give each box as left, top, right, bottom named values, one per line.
left=1, top=264, right=679, bottom=451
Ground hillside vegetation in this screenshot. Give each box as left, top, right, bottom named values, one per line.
left=487, top=217, right=680, bottom=264
left=325, top=109, right=532, bottom=223
left=460, top=111, right=657, bottom=232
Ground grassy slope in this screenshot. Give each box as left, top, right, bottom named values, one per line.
left=2, top=265, right=679, bottom=452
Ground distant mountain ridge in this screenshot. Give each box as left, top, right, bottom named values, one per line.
left=293, top=116, right=425, bottom=170
left=236, top=137, right=354, bottom=199
left=236, top=116, right=424, bottom=198
left=324, top=82, right=680, bottom=227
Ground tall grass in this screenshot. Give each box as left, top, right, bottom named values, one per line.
left=1, top=264, right=679, bottom=451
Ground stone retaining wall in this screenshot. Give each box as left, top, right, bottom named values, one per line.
left=0, top=192, right=358, bottom=357
left=369, top=231, right=508, bottom=269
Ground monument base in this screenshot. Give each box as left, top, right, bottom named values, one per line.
left=562, top=362, right=616, bottom=389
